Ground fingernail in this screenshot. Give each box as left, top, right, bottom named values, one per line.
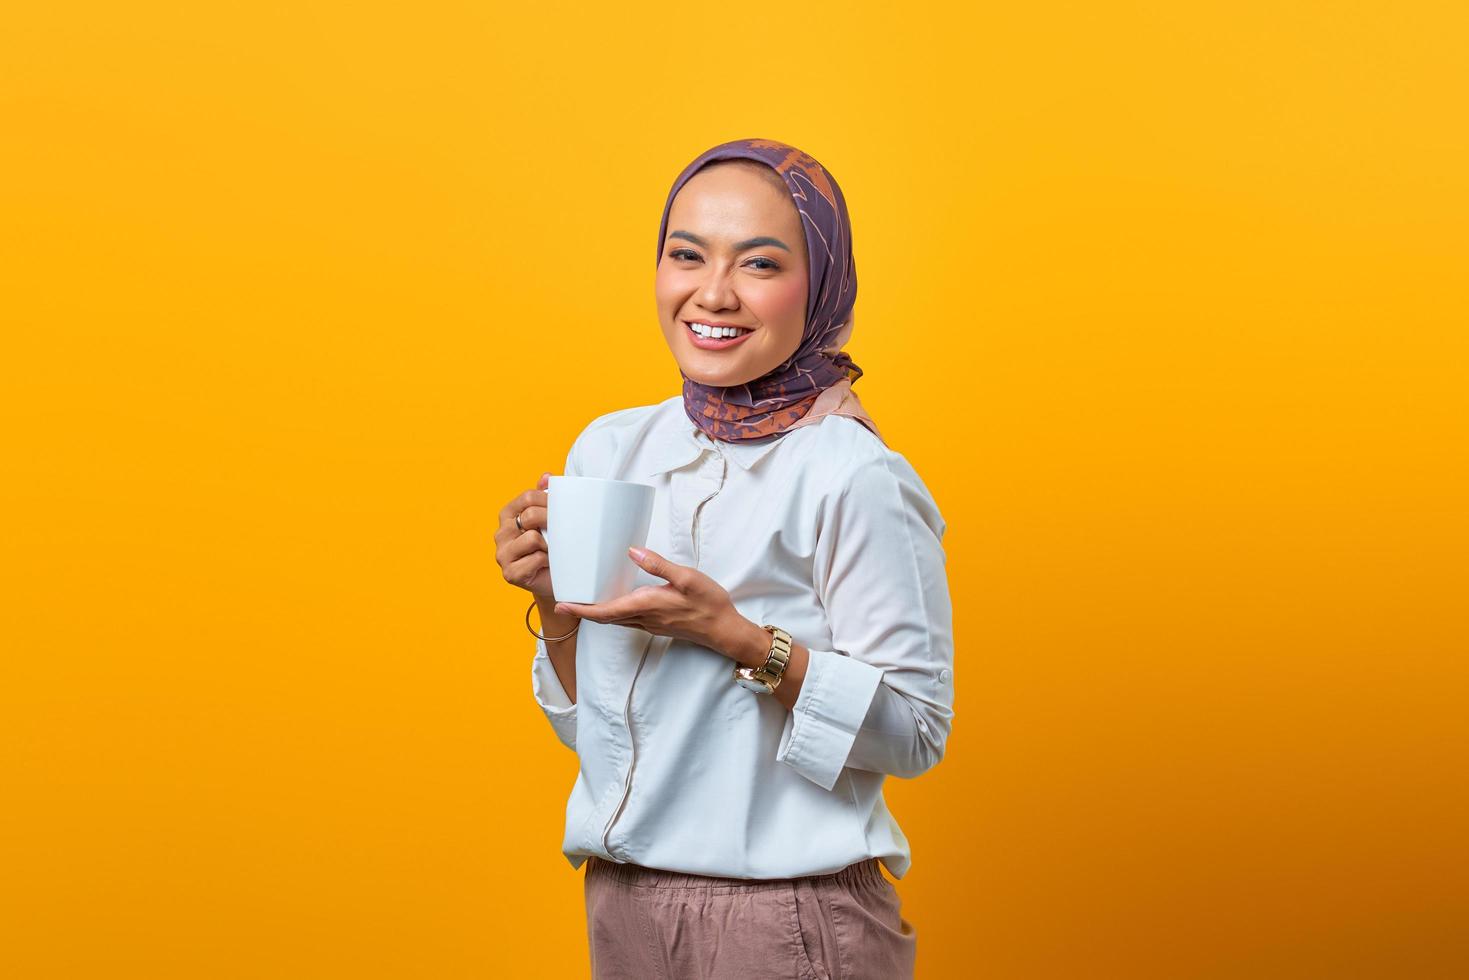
left=629, top=547, right=646, bottom=561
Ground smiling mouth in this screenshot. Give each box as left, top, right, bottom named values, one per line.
left=684, top=320, right=755, bottom=350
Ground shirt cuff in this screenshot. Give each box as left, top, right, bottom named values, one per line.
left=531, top=639, right=577, bottom=752
left=775, top=648, right=885, bottom=791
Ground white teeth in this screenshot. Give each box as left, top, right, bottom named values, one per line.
left=689, top=322, right=750, bottom=339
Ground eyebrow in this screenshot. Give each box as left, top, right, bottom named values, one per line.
left=667, top=230, right=791, bottom=253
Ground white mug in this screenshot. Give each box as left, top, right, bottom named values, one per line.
left=545, top=476, right=657, bottom=604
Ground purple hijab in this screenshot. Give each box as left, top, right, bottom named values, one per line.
left=657, top=138, right=876, bottom=443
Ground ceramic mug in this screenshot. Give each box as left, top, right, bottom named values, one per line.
left=544, top=476, right=656, bottom=603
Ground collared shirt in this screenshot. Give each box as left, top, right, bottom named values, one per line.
left=530, top=394, right=955, bottom=879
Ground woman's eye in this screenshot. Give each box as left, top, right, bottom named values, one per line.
left=666, top=249, right=777, bottom=271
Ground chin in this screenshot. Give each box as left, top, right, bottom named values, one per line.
left=679, top=361, right=762, bottom=388
left=667, top=328, right=781, bottom=388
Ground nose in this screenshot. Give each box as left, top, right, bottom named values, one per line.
left=695, top=264, right=739, bottom=312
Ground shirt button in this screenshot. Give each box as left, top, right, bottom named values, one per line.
left=938, top=668, right=951, bottom=684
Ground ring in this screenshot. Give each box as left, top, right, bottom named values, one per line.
left=515, top=512, right=524, bottom=533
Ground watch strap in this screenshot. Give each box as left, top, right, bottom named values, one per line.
left=732, top=625, right=792, bottom=693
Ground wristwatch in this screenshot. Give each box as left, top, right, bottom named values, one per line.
left=732, top=625, right=793, bottom=695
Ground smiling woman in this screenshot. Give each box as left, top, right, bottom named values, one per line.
left=498, top=138, right=952, bottom=980
left=655, top=140, right=883, bottom=443
left=655, top=159, right=811, bottom=383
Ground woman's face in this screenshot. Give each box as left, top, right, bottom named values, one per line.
left=655, top=163, right=809, bottom=388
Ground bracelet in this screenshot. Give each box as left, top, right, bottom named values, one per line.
left=526, top=597, right=580, bottom=642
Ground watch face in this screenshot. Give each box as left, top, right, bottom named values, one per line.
left=734, top=673, right=773, bottom=694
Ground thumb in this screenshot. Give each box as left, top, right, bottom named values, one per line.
left=538, top=471, right=551, bottom=489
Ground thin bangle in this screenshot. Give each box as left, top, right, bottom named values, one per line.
left=526, top=597, right=579, bottom=642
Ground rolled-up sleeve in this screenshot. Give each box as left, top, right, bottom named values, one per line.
left=775, top=451, right=955, bottom=791
left=528, top=436, right=585, bottom=753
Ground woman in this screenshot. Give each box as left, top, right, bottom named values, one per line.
left=495, top=138, right=954, bottom=979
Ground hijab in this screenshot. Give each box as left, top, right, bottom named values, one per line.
left=656, top=138, right=885, bottom=447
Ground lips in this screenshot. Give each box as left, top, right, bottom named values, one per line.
left=684, top=320, right=755, bottom=351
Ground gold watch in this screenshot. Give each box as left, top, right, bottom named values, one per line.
left=732, top=625, right=792, bottom=695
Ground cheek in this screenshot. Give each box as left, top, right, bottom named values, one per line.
left=654, top=266, right=688, bottom=312
left=750, top=277, right=807, bottom=330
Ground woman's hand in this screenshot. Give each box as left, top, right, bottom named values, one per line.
left=554, top=547, right=753, bottom=659
left=495, top=472, right=555, bottom=599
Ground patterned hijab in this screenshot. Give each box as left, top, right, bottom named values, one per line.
left=656, top=138, right=885, bottom=446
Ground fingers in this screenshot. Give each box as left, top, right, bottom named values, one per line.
left=560, top=604, right=647, bottom=632
left=628, top=547, right=690, bottom=590
left=554, top=600, right=600, bottom=620
left=495, top=486, right=550, bottom=546
left=556, top=585, right=662, bottom=623
left=555, top=600, right=629, bottom=624
left=503, top=551, right=548, bottom=591
left=494, top=504, right=546, bottom=549
left=494, top=473, right=556, bottom=585
left=493, top=506, right=542, bottom=548
left=498, top=477, right=554, bottom=522
left=517, top=503, right=548, bottom=531
left=499, top=526, right=546, bottom=564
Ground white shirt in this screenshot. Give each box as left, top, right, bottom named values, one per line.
left=530, top=394, right=955, bottom=879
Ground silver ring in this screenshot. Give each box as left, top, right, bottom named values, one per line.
left=515, top=511, right=524, bottom=533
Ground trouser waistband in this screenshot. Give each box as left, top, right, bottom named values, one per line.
left=585, top=855, right=888, bottom=890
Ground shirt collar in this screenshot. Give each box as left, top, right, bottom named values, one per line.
left=643, top=404, right=786, bottom=477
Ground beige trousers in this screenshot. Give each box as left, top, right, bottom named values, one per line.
left=583, top=855, right=917, bottom=979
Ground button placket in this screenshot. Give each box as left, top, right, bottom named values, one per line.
left=599, top=634, right=652, bottom=858
left=691, top=449, right=726, bottom=567
left=601, top=451, right=723, bottom=858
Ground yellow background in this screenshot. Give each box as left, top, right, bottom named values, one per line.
left=3, top=1, right=1465, bottom=977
